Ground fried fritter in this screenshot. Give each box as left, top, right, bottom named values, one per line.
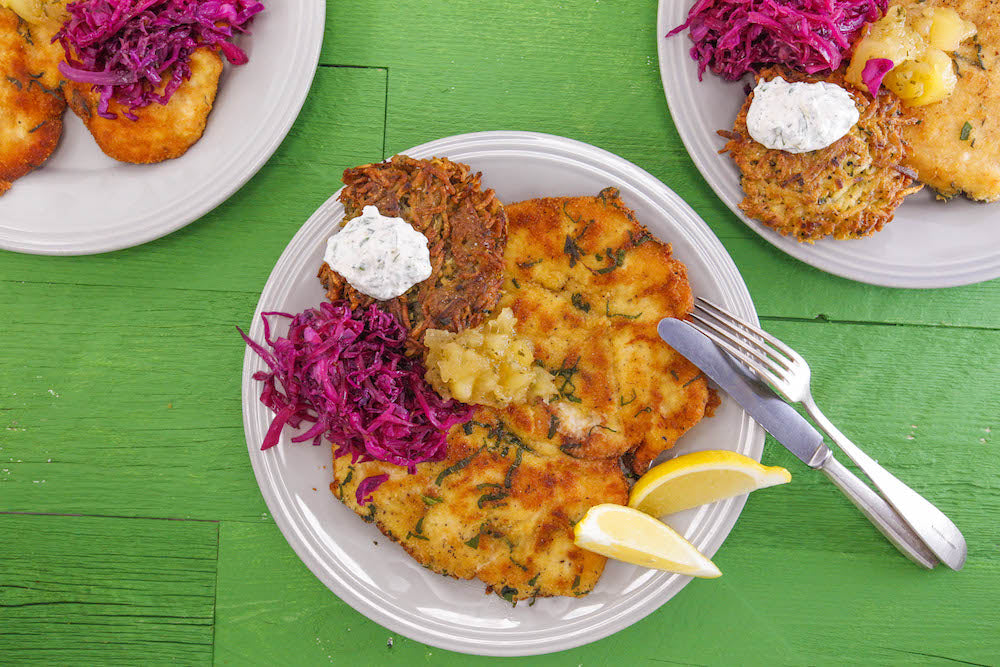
left=333, top=411, right=628, bottom=602
left=0, top=9, right=64, bottom=195
left=320, top=156, right=508, bottom=344
left=63, top=47, right=222, bottom=164
left=720, top=67, right=922, bottom=242
left=500, top=188, right=712, bottom=472
left=893, top=0, right=1000, bottom=201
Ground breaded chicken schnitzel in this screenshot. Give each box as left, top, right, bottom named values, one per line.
left=720, top=67, right=922, bottom=242
left=893, top=0, right=1000, bottom=201
left=64, top=47, right=223, bottom=164
left=0, top=9, right=64, bottom=194
left=333, top=414, right=628, bottom=601
left=499, top=189, right=713, bottom=472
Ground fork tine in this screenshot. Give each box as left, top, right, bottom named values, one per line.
left=695, top=297, right=805, bottom=366
left=691, top=304, right=792, bottom=374
left=683, top=319, right=784, bottom=389
left=689, top=311, right=788, bottom=377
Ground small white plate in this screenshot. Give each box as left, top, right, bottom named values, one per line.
left=658, top=1, right=1000, bottom=288
left=241, top=131, right=764, bottom=656
left=0, top=0, right=324, bottom=255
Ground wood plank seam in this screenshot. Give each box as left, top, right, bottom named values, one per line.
left=760, top=314, right=1000, bottom=332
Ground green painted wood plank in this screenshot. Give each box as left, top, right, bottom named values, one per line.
left=726, top=238, right=1000, bottom=329
left=214, top=504, right=998, bottom=666
left=0, top=281, right=264, bottom=520
left=0, top=514, right=217, bottom=666
left=0, top=65, right=387, bottom=297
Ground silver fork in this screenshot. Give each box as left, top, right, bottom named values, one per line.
left=689, top=297, right=967, bottom=571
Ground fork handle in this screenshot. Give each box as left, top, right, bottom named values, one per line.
left=804, top=398, right=967, bottom=571
left=817, top=454, right=937, bottom=569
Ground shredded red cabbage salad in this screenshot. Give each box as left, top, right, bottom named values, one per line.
left=239, top=302, right=472, bottom=503
left=668, top=0, right=888, bottom=81
left=56, top=0, right=264, bottom=120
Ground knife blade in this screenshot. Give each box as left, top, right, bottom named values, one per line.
left=657, top=317, right=830, bottom=468
left=657, top=316, right=939, bottom=569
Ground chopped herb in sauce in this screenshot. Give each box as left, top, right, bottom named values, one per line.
left=421, top=494, right=443, bottom=505
left=464, top=534, right=480, bottom=549
left=571, top=292, right=592, bottom=312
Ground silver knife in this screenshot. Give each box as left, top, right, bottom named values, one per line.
left=658, top=317, right=938, bottom=569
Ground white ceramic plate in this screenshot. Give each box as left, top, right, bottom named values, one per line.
left=240, top=131, right=765, bottom=656
left=0, top=0, right=324, bottom=255
left=658, top=2, right=1000, bottom=288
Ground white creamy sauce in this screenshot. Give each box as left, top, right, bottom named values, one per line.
left=746, top=77, right=860, bottom=154
left=323, top=205, right=432, bottom=301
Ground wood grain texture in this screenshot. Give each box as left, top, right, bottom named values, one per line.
left=0, top=514, right=216, bottom=666
left=214, top=512, right=998, bottom=666
left=1, top=0, right=999, bottom=664
left=0, top=281, right=265, bottom=520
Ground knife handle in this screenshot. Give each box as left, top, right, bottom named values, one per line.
left=804, top=398, right=967, bottom=572
left=817, top=455, right=938, bottom=569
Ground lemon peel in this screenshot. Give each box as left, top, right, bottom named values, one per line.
left=629, top=450, right=790, bottom=518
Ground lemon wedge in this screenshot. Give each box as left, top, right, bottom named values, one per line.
left=573, top=504, right=722, bottom=578
left=629, top=450, right=791, bottom=518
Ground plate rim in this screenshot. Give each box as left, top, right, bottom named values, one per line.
left=0, top=0, right=325, bottom=256
left=656, top=0, right=1000, bottom=289
left=240, top=130, right=765, bottom=656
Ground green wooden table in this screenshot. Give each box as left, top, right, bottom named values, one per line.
left=3, top=1, right=998, bottom=664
